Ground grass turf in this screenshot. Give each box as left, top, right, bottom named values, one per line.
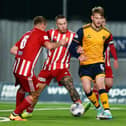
left=0, top=102, right=126, bottom=126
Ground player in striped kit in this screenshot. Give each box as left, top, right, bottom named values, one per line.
left=105, top=41, right=118, bottom=91
left=38, top=15, right=82, bottom=102
left=9, top=16, right=66, bottom=121
left=21, top=15, right=90, bottom=118
left=103, top=18, right=118, bottom=92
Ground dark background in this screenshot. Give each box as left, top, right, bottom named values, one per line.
left=0, top=0, right=125, bottom=21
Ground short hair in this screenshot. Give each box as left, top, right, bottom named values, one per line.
left=55, top=15, right=66, bottom=22
left=91, top=6, right=104, bottom=16
left=33, top=16, right=47, bottom=25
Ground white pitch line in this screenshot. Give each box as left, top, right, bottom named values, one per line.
left=0, top=107, right=126, bottom=112
left=0, top=108, right=69, bottom=112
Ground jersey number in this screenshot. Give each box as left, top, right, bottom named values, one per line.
left=20, top=35, right=30, bottom=49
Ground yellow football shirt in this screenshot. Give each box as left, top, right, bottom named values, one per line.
left=80, top=24, right=112, bottom=65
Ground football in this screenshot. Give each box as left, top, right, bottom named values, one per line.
left=70, top=102, right=84, bottom=117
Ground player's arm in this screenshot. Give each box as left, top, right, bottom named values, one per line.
left=109, top=42, right=119, bottom=69
left=104, top=33, right=113, bottom=53
left=10, top=45, right=18, bottom=55
left=10, top=41, right=20, bottom=55
left=44, top=39, right=66, bottom=50
left=69, top=27, right=83, bottom=58
left=42, top=31, right=67, bottom=50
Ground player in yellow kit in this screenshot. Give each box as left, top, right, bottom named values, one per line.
left=69, top=6, right=113, bottom=120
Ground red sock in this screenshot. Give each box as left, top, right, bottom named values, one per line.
left=92, top=89, right=99, bottom=100
left=14, top=96, right=33, bottom=114
left=26, top=105, right=34, bottom=113
left=105, top=85, right=111, bottom=92
left=16, top=88, right=25, bottom=107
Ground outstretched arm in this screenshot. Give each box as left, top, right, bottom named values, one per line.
left=109, top=43, right=119, bottom=69
left=69, top=27, right=83, bottom=58
left=44, top=38, right=67, bottom=50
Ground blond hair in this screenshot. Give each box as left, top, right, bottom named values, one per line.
left=91, top=6, right=104, bottom=16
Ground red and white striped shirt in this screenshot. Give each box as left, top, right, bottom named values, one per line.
left=43, top=29, right=75, bottom=70
left=13, top=28, right=49, bottom=77
left=105, top=41, right=118, bottom=67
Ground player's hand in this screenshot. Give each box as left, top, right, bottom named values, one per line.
left=78, top=54, right=87, bottom=62
left=77, top=46, right=84, bottom=54
left=113, top=59, right=119, bottom=69
left=59, top=39, right=67, bottom=46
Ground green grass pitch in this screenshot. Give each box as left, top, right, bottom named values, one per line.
left=0, top=102, right=126, bottom=126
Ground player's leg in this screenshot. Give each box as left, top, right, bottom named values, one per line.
left=16, top=86, right=25, bottom=108
left=56, top=69, right=81, bottom=103
left=92, top=66, right=113, bottom=107
left=79, top=64, right=107, bottom=119
left=81, top=77, right=100, bottom=109
left=22, top=70, right=51, bottom=118
left=59, top=72, right=91, bottom=114
left=21, top=83, right=47, bottom=118
left=81, top=76, right=104, bottom=119
left=60, top=75, right=81, bottom=103
left=105, top=78, right=113, bottom=92
left=79, top=65, right=100, bottom=108
left=95, top=75, right=112, bottom=119
left=56, top=68, right=91, bottom=113
left=14, top=74, right=25, bottom=108
left=9, top=76, right=39, bottom=121
left=105, top=67, right=113, bottom=92
left=93, top=63, right=112, bottom=119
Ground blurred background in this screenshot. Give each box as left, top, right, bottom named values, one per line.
left=0, top=0, right=126, bottom=104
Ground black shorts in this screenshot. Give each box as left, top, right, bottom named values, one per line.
left=79, top=62, right=105, bottom=80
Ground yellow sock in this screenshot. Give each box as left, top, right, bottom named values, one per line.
left=87, top=91, right=99, bottom=108
left=100, top=92, right=110, bottom=109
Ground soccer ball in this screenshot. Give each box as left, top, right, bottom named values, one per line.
left=70, top=103, right=84, bottom=117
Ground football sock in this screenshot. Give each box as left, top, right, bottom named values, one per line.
left=99, top=89, right=110, bottom=110
left=16, top=88, right=25, bottom=107
left=105, top=85, right=111, bottom=92
left=92, top=89, right=99, bottom=100
left=26, top=105, right=34, bottom=113
left=86, top=91, right=100, bottom=108
left=14, top=95, right=33, bottom=114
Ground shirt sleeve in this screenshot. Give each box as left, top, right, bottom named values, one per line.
left=47, top=30, right=51, bottom=40
left=69, top=27, right=83, bottom=58
left=41, top=32, right=50, bottom=46
left=105, top=34, right=113, bottom=44
left=109, top=42, right=118, bottom=60
left=104, top=34, right=113, bottom=53
left=15, top=41, right=20, bottom=47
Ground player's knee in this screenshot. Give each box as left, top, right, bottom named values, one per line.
left=31, top=91, right=40, bottom=100
left=28, top=95, right=34, bottom=101
left=85, top=89, right=92, bottom=95
left=31, top=84, right=46, bottom=100
left=60, top=76, right=73, bottom=86
left=37, top=83, right=47, bottom=91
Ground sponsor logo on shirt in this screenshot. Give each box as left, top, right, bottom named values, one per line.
left=44, top=36, right=49, bottom=40
left=87, top=34, right=91, bottom=38
left=38, top=77, right=46, bottom=82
